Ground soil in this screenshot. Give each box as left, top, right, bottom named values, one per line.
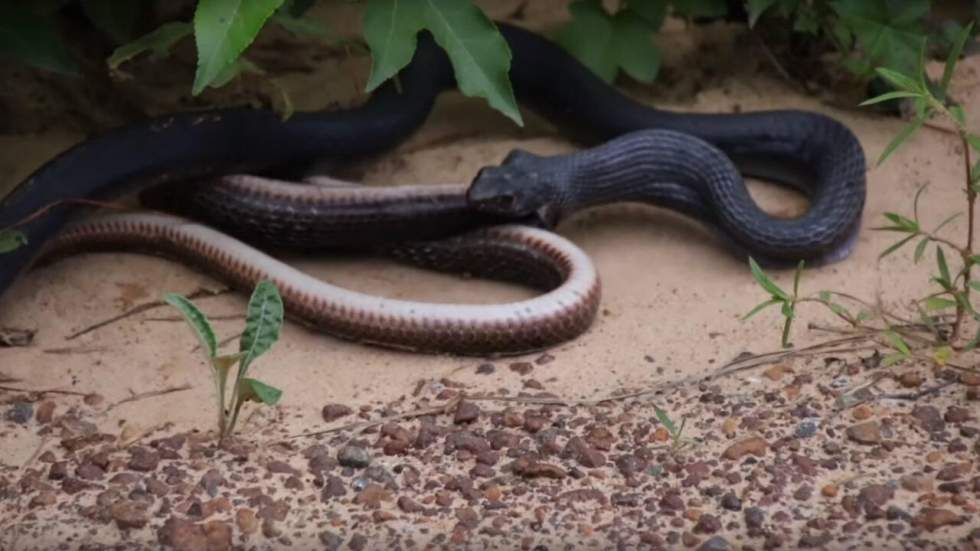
left=1, top=1, right=979, bottom=550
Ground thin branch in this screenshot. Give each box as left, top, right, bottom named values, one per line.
left=66, top=287, right=230, bottom=340
left=105, top=384, right=193, bottom=412
left=0, top=385, right=88, bottom=396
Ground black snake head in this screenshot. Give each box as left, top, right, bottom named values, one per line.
left=468, top=149, right=562, bottom=228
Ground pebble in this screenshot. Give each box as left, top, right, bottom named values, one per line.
left=127, top=447, right=160, bottom=472
left=899, top=474, right=933, bottom=493
left=321, top=403, right=353, bottom=422
left=936, top=461, right=972, bottom=481
left=203, top=520, right=232, bottom=551
left=509, top=362, right=533, bottom=375
left=453, top=401, right=480, bottom=424
left=337, top=445, right=371, bottom=469
left=846, top=421, right=882, bottom=444
left=562, top=436, right=606, bottom=468
left=5, top=401, right=33, bottom=424
left=693, top=514, right=721, bottom=534
left=110, top=500, right=148, bottom=529
left=911, top=507, right=965, bottom=531
left=236, top=508, right=258, bottom=534
left=721, top=436, right=768, bottom=460
left=35, top=401, right=56, bottom=424
left=475, top=363, right=495, bottom=375
left=945, top=406, right=973, bottom=424
left=511, top=458, right=567, bottom=479
left=911, top=405, right=945, bottom=433
left=744, top=506, right=765, bottom=529
left=720, top=493, right=742, bottom=511
left=157, top=516, right=207, bottom=550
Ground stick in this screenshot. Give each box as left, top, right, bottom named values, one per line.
left=66, top=287, right=230, bottom=340
left=106, top=384, right=192, bottom=412
left=0, top=384, right=88, bottom=396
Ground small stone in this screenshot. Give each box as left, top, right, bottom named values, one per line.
left=721, top=436, right=768, bottom=460
left=5, top=401, right=33, bottom=424
left=960, top=372, right=980, bottom=386
left=858, top=484, right=894, bottom=510
left=899, top=475, right=933, bottom=493
left=911, top=406, right=945, bottom=433
left=454, top=401, right=480, bottom=424
left=936, top=461, right=972, bottom=481
left=697, top=536, right=732, bottom=551
left=203, top=520, right=232, bottom=551
left=83, top=393, right=104, bottom=407
left=127, top=447, right=160, bottom=472
left=397, top=496, right=424, bottom=513
left=653, top=426, right=671, bottom=442
left=199, top=469, right=224, bottom=497
left=945, top=406, right=973, bottom=424
left=353, top=484, right=391, bottom=508
left=763, top=364, right=792, bottom=381
left=511, top=458, right=567, bottom=479
left=321, top=403, right=353, bottom=423
left=744, top=507, right=765, bottom=529
left=111, top=500, right=148, bottom=529
left=910, top=508, right=965, bottom=531
left=321, top=475, right=346, bottom=500
left=720, top=493, right=742, bottom=511
left=851, top=405, right=873, bottom=420
left=821, top=484, right=839, bottom=498
left=509, top=362, right=533, bottom=375
left=76, top=462, right=105, bottom=480
left=157, top=516, right=207, bottom=551
left=475, top=363, right=495, bottom=375
left=267, top=461, right=299, bottom=476
left=562, top=436, right=606, bottom=468
left=35, top=401, right=56, bottom=424
left=694, top=514, right=721, bottom=534
left=337, top=445, right=371, bottom=469
left=30, top=491, right=56, bottom=508
left=319, top=531, right=343, bottom=551
left=898, top=371, right=923, bottom=388
left=236, top=508, right=258, bottom=534
left=846, top=421, right=882, bottom=445
left=48, top=461, right=68, bottom=480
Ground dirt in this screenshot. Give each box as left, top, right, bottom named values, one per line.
left=1, top=1, right=979, bottom=549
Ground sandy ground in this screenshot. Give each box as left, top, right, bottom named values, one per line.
left=1, top=2, right=978, bottom=550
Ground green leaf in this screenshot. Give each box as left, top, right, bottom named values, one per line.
left=884, top=329, right=911, bottom=357
left=672, top=0, right=728, bottom=18
left=873, top=67, right=922, bottom=93
left=747, top=0, right=779, bottom=27
left=877, top=117, right=924, bottom=165
left=743, top=298, right=782, bottom=320
left=209, top=56, right=263, bottom=88
left=748, top=257, right=789, bottom=301
left=858, top=90, right=922, bottom=106
left=950, top=105, right=966, bottom=127
left=363, top=0, right=522, bottom=125
left=881, top=212, right=919, bottom=232
left=556, top=1, right=661, bottom=84
left=932, top=212, right=962, bottom=235
left=913, top=236, right=928, bottom=263
left=108, top=22, right=192, bottom=71
left=164, top=293, right=218, bottom=359
left=653, top=406, right=677, bottom=435
left=966, top=134, right=980, bottom=154
left=0, top=3, right=79, bottom=75
left=239, top=378, right=283, bottom=405
left=239, top=280, right=284, bottom=373
left=832, top=0, right=929, bottom=77
left=941, top=21, right=974, bottom=93
left=968, top=280, right=980, bottom=292
left=972, top=159, right=980, bottom=185
left=924, top=297, right=956, bottom=311
left=81, top=0, right=142, bottom=43
left=626, top=0, right=668, bottom=28
left=936, top=246, right=952, bottom=287
left=0, top=229, right=27, bottom=254
left=792, top=260, right=804, bottom=296
left=192, top=0, right=285, bottom=95
left=879, top=233, right=916, bottom=259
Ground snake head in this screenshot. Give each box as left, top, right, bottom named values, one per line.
left=468, top=149, right=561, bottom=227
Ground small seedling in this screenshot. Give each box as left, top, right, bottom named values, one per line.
left=165, top=279, right=284, bottom=444
left=745, top=23, right=980, bottom=366
left=654, top=405, right=690, bottom=454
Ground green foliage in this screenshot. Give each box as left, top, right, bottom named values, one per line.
left=0, top=230, right=27, bottom=254
left=191, top=0, right=285, bottom=95
left=108, top=21, right=193, bottom=73
left=165, top=280, right=284, bottom=443
left=556, top=0, right=662, bottom=83
left=654, top=405, right=690, bottom=453
left=747, top=21, right=980, bottom=364
left=362, top=0, right=521, bottom=125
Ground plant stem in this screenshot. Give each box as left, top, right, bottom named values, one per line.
left=953, top=138, right=976, bottom=344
